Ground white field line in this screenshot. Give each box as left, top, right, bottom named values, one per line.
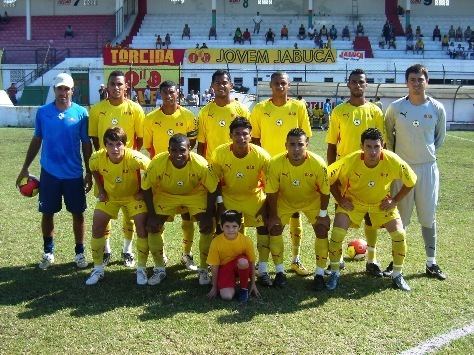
left=400, top=321, right=474, bottom=355
left=447, top=133, right=474, bottom=143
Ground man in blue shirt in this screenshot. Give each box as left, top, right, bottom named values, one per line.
left=322, top=98, right=332, bottom=130
left=16, top=73, right=93, bottom=270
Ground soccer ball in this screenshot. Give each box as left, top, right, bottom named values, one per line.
left=346, top=238, right=367, bottom=260
left=19, top=175, right=40, bottom=197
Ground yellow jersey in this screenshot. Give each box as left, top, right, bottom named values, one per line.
left=142, top=151, right=218, bottom=198
left=143, top=105, right=198, bottom=156
left=89, top=99, right=145, bottom=149
left=89, top=147, right=150, bottom=201
left=197, top=100, right=250, bottom=160
left=327, top=150, right=417, bottom=206
left=207, top=232, right=256, bottom=266
left=211, top=143, right=270, bottom=203
left=265, top=151, right=329, bottom=210
left=250, top=98, right=312, bottom=157
left=325, top=101, right=385, bottom=159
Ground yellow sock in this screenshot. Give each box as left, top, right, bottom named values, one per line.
left=199, top=232, right=213, bottom=268
left=181, top=219, right=194, bottom=255
left=121, top=213, right=134, bottom=241
left=290, top=216, right=302, bottom=259
left=328, top=227, right=347, bottom=271
left=390, top=230, right=407, bottom=273
left=91, top=236, right=106, bottom=267
left=257, top=233, right=270, bottom=262
left=269, top=235, right=284, bottom=265
left=136, top=237, right=149, bottom=268
left=148, top=231, right=165, bottom=267
left=365, top=225, right=378, bottom=263
left=315, top=236, right=329, bottom=269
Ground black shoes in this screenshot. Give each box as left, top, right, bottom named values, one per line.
left=426, top=264, right=447, bottom=280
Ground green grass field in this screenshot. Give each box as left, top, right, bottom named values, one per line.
left=1, top=128, right=473, bottom=354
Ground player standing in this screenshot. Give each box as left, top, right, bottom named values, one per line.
left=210, top=117, right=272, bottom=285
left=144, top=80, right=198, bottom=271
left=265, top=129, right=331, bottom=289
left=85, top=127, right=150, bottom=285
left=197, top=69, right=250, bottom=161
left=326, top=68, right=386, bottom=277
left=89, top=70, right=145, bottom=268
left=250, top=71, right=313, bottom=277
left=384, top=64, right=447, bottom=280
left=16, top=73, right=92, bottom=269
left=326, top=128, right=416, bottom=291
left=142, top=134, right=218, bottom=285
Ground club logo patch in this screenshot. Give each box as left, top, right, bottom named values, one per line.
left=276, top=119, right=283, bottom=126
left=115, top=177, right=122, bottom=183
left=292, top=179, right=300, bottom=186
left=236, top=172, right=244, bottom=179
left=368, top=181, right=375, bottom=187
left=412, top=120, right=420, bottom=127
left=167, top=129, right=174, bottom=136
left=111, top=118, right=118, bottom=125
left=177, top=181, right=184, bottom=186
left=353, top=118, right=361, bottom=126
left=219, top=120, right=226, bottom=127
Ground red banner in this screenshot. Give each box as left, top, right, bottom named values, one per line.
left=103, top=48, right=186, bottom=66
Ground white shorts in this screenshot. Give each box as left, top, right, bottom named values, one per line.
left=392, top=161, right=439, bottom=228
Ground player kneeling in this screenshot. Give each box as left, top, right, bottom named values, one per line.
left=326, top=128, right=417, bottom=291
left=207, top=210, right=260, bottom=303
left=86, top=127, right=150, bottom=285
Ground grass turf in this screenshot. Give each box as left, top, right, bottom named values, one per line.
left=0, top=128, right=473, bottom=354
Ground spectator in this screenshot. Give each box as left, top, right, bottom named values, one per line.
left=314, top=34, right=323, bottom=48
left=469, top=33, right=474, bottom=50
left=253, top=12, right=262, bottom=34
left=312, top=103, right=323, bottom=128
left=243, top=28, right=251, bottom=44
left=383, top=21, right=392, bottom=44
left=209, top=26, right=217, bottom=40
left=98, top=84, right=108, bottom=100
left=325, top=37, right=332, bottom=49
left=322, top=98, right=331, bottom=130
left=297, top=24, right=306, bottom=40
left=388, top=35, right=396, bottom=49
left=455, top=26, right=463, bottom=41
left=415, top=25, right=422, bottom=39
left=406, top=24, right=413, bottom=38
left=441, top=35, right=449, bottom=50
left=432, top=25, right=441, bottom=41
left=155, top=34, right=163, bottom=49
left=406, top=35, right=414, bottom=53
left=280, top=25, right=288, bottom=39
left=374, top=96, right=383, bottom=110
left=72, top=86, right=81, bottom=104
left=155, top=90, right=162, bottom=107
left=182, top=24, right=191, bottom=39
left=3, top=11, right=9, bottom=24
left=294, top=42, right=298, bottom=49
left=195, top=43, right=200, bottom=49
left=455, top=43, right=465, bottom=59
left=144, top=85, right=151, bottom=105
left=307, top=25, right=315, bottom=40
left=464, top=26, right=472, bottom=41
left=6, top=82, right=17, bottom=105
left=200, top=42, right=208, bottom=49
left=342, top=25, right=350, bottom=40
left=448, top=42, right=456, bottom=58
left=319, top=25, right=328, bottom=40
left=164, top=33, right=171, bottom=48
left=233, top=27, right=243, bottom=44
left=179, top=92, right=186, bottom=105
left=265, top=28, right=275, bottom=44
left=379, top=33, right=386, bottom=49
left=130, top=87, right=138, bottom=102
left=356, top=22, right=364, bottom=36
left=64, top=25, right=74, bottom=39
left=186, top=90, right=198, bottom=106
left=415, top=37, right=424, bottom=54
left=397, top=5, right=405, bottom=15
left=201, top=89, right=211, bottom=105
left=448, top=25, right=455, bottom=41
left=329, top=25, right=337, bottom=40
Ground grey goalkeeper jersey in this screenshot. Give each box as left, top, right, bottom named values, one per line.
left=385, top=96, right=446, bottom=164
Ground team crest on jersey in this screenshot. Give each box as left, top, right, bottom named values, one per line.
left=111, top=118, right=118, bottom=125
left=236, top=172, right=244, bottom=179
left=276, top=119, right=283, bottom=126
left=353, top=118, right=361, bottom=126
left=292, top=179, right=300, bottom=186
left=219, top=120, right=226, bottom=127
left=412, top=120, right=420, bottom=127
left=177, top=181, right=184, bottom=186
left=167, top=129, right=174, bottom=136
left=367, top=180, right=375, bottom=187
left=58, top=113, right=65, bottom=120
left=115, top=177, right=122, bottom=183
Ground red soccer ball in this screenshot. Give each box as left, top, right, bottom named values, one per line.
left=346, top=238, right=368, bottom=260
left=19, top=175, right=40, bottom=197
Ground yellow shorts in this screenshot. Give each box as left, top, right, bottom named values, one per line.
left=96, top=199, right=147, bottom=219
left=336, top=203, right=400, bottom=229
left=154, top=193, right=207, bottom=217
left=278, top=198, right=321, bottom=226
left=223, top=194, right=265, bottom=227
